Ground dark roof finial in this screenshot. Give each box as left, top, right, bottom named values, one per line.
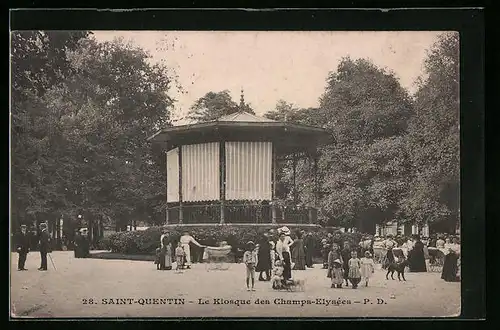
left=239, top=88, right=245, bottom=110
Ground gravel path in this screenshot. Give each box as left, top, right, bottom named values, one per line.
left=10, top=251, right=460, bottom=318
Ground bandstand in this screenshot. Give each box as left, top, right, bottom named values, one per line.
left=148, top=93, right=331, bottom=226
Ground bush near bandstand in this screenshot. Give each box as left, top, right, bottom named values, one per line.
left=99, top=225, right=364, bottom=257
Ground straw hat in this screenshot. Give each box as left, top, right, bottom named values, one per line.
left=279, top=226, right=290, bottom=235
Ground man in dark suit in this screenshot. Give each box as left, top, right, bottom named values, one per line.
left=38, top=223, right=51, bottom=271
left=16, top=224, right=30, bottom=270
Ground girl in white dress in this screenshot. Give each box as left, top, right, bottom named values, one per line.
left=348, top=250, right=362, bottom=289
left=360, top=251, right=375, bottom=287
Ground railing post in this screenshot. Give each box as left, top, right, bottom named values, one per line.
left=178, top=145, right=183, bottom=224
left=165, top=143, right=169, bottom=225
left=271, top=143, right=277, bottom=224
left=220, top=141, right=226, bottom=224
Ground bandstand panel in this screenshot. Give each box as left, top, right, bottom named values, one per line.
left=225, top=141, right=272, bottom=201
left=166, top=148, right=179, bottom=203
left=182, top=142, right=220, bottom=202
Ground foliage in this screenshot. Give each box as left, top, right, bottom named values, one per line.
left=401, top=32, right=460, bottom=229
left=265, top=57, right=414, bottom=230
left=11, top=33, right=175, bottom=230
left=11, top=31, right=91, bottom=228
left=99, top=226, right=363, bottom=256
left=187, top=90, right=255, bottom=123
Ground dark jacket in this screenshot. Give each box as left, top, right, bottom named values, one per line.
left=39, top=230, right=51, bottom=253
left=16, top=232, right=31, bottom=253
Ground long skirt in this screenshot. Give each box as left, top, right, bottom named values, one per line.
left=292, top=255, right=306, bottom=270
left=382, top=250, right=395, bottom=269
left=441, top=253, right=460, bottom=282
left=164, top=249, right=172, bottom=270
left=331, top=268, right=344, bottom=285
left=182, top=244, right=192, bottom=266
left=408, top=250, right=427, bottom=272
left=305, top=250, right=313, bottom=267
left=74, top=246, right=82, bottom=258
left=282, top=252, right=292, bottom=280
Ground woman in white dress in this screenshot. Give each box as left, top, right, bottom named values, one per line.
left=179, top=231, right=204, bottom=269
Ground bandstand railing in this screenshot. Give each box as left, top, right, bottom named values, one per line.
left=166, top=202, right=315, bottom=225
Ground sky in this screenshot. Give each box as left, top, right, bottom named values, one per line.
left=92, top=31, right=443, bottom=124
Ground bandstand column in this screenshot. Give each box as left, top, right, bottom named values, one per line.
left=178, top=145, right=183, bottom=224
left=220, top=141, right=226, bottom=224
left=292, top=153, right=297, bottom=205
left=271, top=143, right=277, bottom=224
left=308, top=152, right=319, bottom=225
left=165, top=143, right=169, bottom=225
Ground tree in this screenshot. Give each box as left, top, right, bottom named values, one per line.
left=11, top=31, right=91, bottom=229
left=318, top=58, right=413, bottom=230
left=265, top=100, right=321, bottom=126
left=52, top=37, right=174, bottom=229
left=187, top=90, right=254, bottom=123
left=11, top=34, right=176, bottom=233
left=264, top=101, right=323, bottom=209
left=402, top=32, right=460, bottom=231
left=275, top=58, right=414, bottom=229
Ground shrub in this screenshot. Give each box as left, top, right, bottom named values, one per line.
left=98, top=225, right=366, bottom=256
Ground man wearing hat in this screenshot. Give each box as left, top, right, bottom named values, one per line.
left=304, top=232, right=315, bottom=268
left=80, top=228, right=90, bottom=258
left=15, top=224, right=31, bottom=271
left=73, top=229, right=84, bottom=258
left=38, top=223, right=51, bottom=271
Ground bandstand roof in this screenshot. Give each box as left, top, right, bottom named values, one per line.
left=148, top=111, right=332, bottom=154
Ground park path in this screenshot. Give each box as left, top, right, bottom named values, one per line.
left=10, top=251, right=460, bottom=318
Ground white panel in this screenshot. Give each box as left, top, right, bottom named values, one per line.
left=225, top=141, right=272, bottom=201
left=182, top=143, right=220, bottom=202
left=166, top=148, right=179, bottom=203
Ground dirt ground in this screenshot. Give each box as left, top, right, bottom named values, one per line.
left=10, top=251, right=460, bottom=318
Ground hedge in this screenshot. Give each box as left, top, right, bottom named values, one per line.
left=98, top=225, right=364, bottom=256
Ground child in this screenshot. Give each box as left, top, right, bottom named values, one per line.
left=175, top=242, right=185, bottom=272
left=360, top=251, right=375, bottom=287
left=154, top=247, right=161, bottom=270
left=271, top=260, right=285, bottom=290
left=330, top=259, right=344, bottom=288
left=348, top=250, right=362, bottom=289
left=243, top=241, right=257, bottom=291
left=327, top=243, right=343, bottom=288
left=321, top=239, right=330, bottom=269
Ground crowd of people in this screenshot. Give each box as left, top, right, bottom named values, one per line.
left=370, top=233, right=461, bottom=282
left=14, top=222, right=460, bottom=289
left=150, top=226, right=460, bottom=291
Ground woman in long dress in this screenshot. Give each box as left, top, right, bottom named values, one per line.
left=290, top=231, right=306, bottom=270
left=256, top=234, right=272, bottom=281
left=276, top=232, right=292, bottom=280
left=179, top=231, right=204, bottom=269
left=408, top=235, right=427, bottom=272
left=304, top=232, right=315, bottom=268
left=382, top=235, right=396, bottom=269
left=161, top=234, right=172, bottom=270
left=441, top=237, right=460, bottom=282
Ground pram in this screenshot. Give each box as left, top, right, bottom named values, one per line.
left=203, top=245, right=232, bottom=271
left=428, top=247, right=446, bottom=273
